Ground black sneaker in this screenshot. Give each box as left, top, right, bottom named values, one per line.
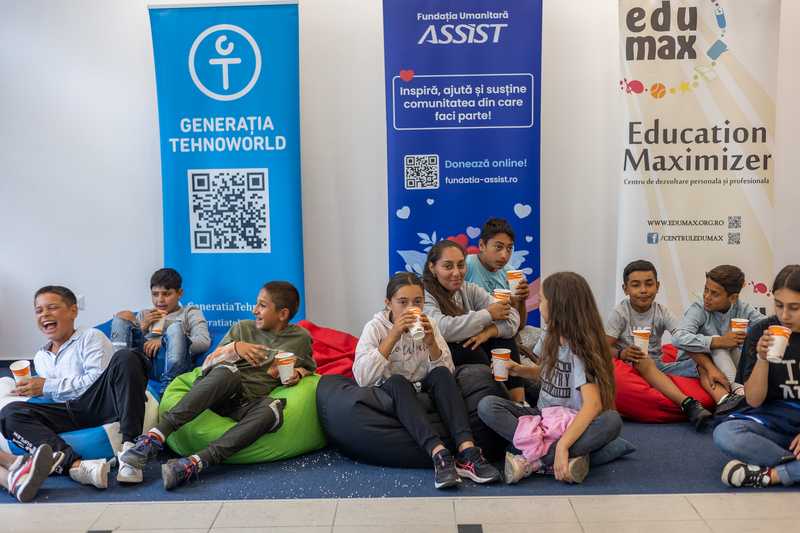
left=120, top=433, right=163, bottom=470
left=721, top=460, right=772, bottom=488
left=681, top=397, right=713, bottom=430
left=432, top=449, right=461, bottom=489
left=162, top=457, right=202, bottom=491
left=715, top=393, right=747, bottom=417
left=455, top=446, right=501, bottom=484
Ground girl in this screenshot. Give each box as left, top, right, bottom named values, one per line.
left=477, top=271, right=621, bottom=484
left=353, top=273, right=501, bottom=489
left=422, top=240, right=526, bottom=403
left=714, top=265, right=800, bottom=488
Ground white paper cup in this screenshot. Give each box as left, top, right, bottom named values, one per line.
left=506, top=270, right=525, bottom=294
left=10, top=360, right=32, bottom=384
left=491, top=348, right=511, bottom=381
left=730, top=318, right=749, bottom=334
left=407, top=307, right=425, bottom=341
left=493, top=288, right=512, bottom=304
left=767, top=325, right=791, bottom=362
left=632, top=328, right=651, bottom=354
left=275, top=352, right=297, bottom=384
left=151, top=316, right=166, bottom=335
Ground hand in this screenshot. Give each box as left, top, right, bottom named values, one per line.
left=267, top=365, right=303, bottom=386
left=487, top=301, right=511, bottom=321
left=143, top=338, right=162, bottom=358
left=756, top=332, right=773, bottom=360
left=706, top=364, right=732, bottom=392
left=553, top=443, right=570, bottom=482
left=141, top=309, right=166, bottom=331
left=419, top=313, right=436, bottom=347
left=513, top=279, right=530, bottom=302
left=717, top=331, right=747, bottom=349
left=115, top=310, right=137, bottom=323
left=390, top=309, right=419, bottom=340
left=463, top=328, right=494, bottom=350
left=620, top=345, right=646, bottom=364
left=790, top=433, right=800, bottom=459
left=12, top=377, right=46, bottom=397
left=506, top=359, right=523, bottom=377
left=235, top=342, right=269, bottom=367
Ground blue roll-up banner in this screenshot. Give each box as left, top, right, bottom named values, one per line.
left=148, top=2, right=303, bottom=337
left=383, top=0, right=542, bottom=323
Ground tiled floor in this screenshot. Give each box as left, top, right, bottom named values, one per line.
left=0, top=493, right=796, bottom=532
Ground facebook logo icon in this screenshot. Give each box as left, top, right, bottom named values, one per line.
left=647, top=232, right=659, bottom=244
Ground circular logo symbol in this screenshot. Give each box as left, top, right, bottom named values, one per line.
left=188, top=24, right=262, bottom=101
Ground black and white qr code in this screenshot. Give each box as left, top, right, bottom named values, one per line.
left=404, top=154, right=439, bottom=190
left=728, top=216, right=742, bottom=229
left=188, top=168, right=270, bottom=253
left=728, top=232, right=741, bottom=245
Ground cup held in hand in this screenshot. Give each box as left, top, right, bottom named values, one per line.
left=10, top=360, right=32, bottom=384
left=491, top=348, right=511, bottom=381
left=767, top=325, right=791, bottom=363
left=275, top=352, right=297, bottom=384
left=407, top=307, right=425, bottom=341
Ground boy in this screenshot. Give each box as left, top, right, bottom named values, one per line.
left=120, top=281, right=315, bottom=490
left=465, top=218, right=530, bottom=329
left=606, top=260, right=712, bottom=429
left=112, top=268, right=210, bottom=395
left=673, top=265, right=765, bottom=415
left=0, top=286, right=149, bottom=488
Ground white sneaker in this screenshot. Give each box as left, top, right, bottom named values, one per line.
left=69, top=458, right=110, bottom=489
left=117, top=442, right=143, bottom=483
left=503, top=452, right=535, bottom=484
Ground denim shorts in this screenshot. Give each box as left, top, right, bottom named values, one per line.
left=655, top=356, right=699, bottom=378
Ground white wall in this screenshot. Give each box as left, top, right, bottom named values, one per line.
left=1, top=0, right=797, bottom=357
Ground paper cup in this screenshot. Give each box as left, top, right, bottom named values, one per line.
left=151, top=316, right=166, bottom=335
left=275, top=352, right=297, bottom=384
left=493, top=288, right=512, bottom=304
left=506, top=270, right=525, bottom=294
left=10, top=360, right=32, bottom=384
left=730, top=318, right=749, bottom=334
left=632, top=328, right=651, bottom=354
left=407, top=307, right=425, bottom=341
left=767, top=325, right=791, bottom=362
left=491, top=348, right=511, bottom=381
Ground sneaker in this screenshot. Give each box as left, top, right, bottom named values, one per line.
left=715, top=393, right=747, bottom=417
left=69, top=458, right=110, bottom=489
left=721, top=460, right=772, bottom=488
left=119, top=433, right=163, bottom=470
left=116, top=441, right=143, bottom=484
left=455, top=446, right=501, bottom=484
left=432, top=449, right=461, bottom=489
left=8, top=444, right=54, bottom=503
left=162, top=457, right=201, bottom=491
left=50, top=450, right=65, bottom=475
left=503, top=451, right=535, bottom=485
left=566, top=455, right=590, bottom=484
left=681, top=397, right=713, bottom=430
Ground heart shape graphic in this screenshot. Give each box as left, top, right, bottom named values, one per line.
left=514, top=203, right=532, bottom=219
left=396, top=206, right=411, bottom=219
left=426, top=198, right=434, bottom=205
left=446, top=233, right=469, bottom=249
left=466, top=226, right=481, bottom=239
left=525, top=235, right=533, bottom=243
left=399, top=69, right=415, bottom=82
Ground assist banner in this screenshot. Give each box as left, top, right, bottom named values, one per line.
left=383, top=0, right=542, bottom=320
left=617, top=0, right=781, bottom=313
left=149, top=2, right=303, bottom=337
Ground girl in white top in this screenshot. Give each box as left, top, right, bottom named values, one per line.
left=353, top=273, right=500, bottom=489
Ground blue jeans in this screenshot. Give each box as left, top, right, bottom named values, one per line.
left=111, top=317, right=192, bottom=395
left=656, top=356, right=699, bottom=378
left=713, top=419, right=800, bottom=485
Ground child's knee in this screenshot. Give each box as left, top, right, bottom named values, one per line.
left=165, top=322, right=184, bottom=339
left=713, top=421, right=741, bottom=453
left=477, top=395, right=500, bottom=419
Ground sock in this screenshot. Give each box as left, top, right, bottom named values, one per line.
left=717, top=393, right=731, bottom=405
left=147, top=428, right=165, bottom=444
left=189, top=454, right=204, bottom=472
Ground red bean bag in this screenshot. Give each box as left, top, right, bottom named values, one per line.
left=298, top=320, right=357, bottom=378
left=614, top=345, right=715, bottom=422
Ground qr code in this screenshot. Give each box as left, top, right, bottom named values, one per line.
left=728, top=216, right=741, bottom=229
left=728, top=232, right=741, bottom=245
left=404, top=154, right=439, bottom=190
left=188, top=168, right=270, bottom=253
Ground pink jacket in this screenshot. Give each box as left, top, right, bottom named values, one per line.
left=512, top=406, right=578, bottom=463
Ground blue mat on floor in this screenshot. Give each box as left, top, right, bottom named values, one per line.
left=5, top=420, right=798, bottom=503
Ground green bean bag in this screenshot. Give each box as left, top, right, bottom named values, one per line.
left=158, top=368, right=326, bottom=464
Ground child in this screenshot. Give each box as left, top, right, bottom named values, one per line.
left=465, top=218, right=531, bottom=328
left=606, top=260, right=712, bottom=429
left=423, top=240, right=525, bottom=403
left=673, top=265, right=765, bottom=415
left=353, top=273, right=501, bottom=489
left=112, top=268, right=211, bottom=395
left=713, top=265, right=800, bottom=488
left=478, top=272, right=622, bottom=484
left=119, top=281, right=314, bottom=490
